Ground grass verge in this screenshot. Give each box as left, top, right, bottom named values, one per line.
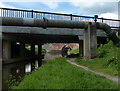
left=12, top=57, right=118, bottom=89
left=70, top=48, right=79, bottom=54
left=75, top=41, right=119, bottom=76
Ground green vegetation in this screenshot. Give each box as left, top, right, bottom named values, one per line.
left=70, top=48, right=79, bottom=54
left=75, top=41, right=119, bottom=76
left=25, top=45, right=46, bottom=55
left=12, top=57, right=118, bottom=89
left=7, top=75, right=23, bottom=89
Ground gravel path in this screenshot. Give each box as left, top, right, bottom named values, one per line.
left=67, top=60, right=119, bottom=83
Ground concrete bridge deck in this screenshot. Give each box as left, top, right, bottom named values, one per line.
left=1, top=26, right=106, bottom=43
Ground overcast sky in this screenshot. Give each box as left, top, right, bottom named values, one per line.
left=0, top=0, right=119, bottom=19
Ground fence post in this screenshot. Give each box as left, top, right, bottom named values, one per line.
left=70, top=14, right=72, bottom=21
left=102, top=17, right=103, bottom=23
left=31, top=10, right=33, bottom=18
left=119, top=21, right=120, bottom=29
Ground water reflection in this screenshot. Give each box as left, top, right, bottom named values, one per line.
left=2, top=50, right=61, bottom=89
left=2, top=60, right=41, bottom=89
left=25, top=63, right=31, bottom=73
left=43, top=50, right=61, bottom=60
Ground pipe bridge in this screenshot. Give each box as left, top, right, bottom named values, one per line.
left=0, top=8, right=120, bottom=65
left=1, top=17, right=120, bottom=61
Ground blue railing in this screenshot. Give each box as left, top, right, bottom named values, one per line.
left=0, top=7, right=120, bottom=29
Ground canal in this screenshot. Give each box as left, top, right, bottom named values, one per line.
left=2, top=50, right=61, bottom=89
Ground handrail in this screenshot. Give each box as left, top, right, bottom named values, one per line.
left=0, top=7, right=120, bottom=28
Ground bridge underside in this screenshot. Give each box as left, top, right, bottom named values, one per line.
left=2, top=26, right=106, bottom=43
left=1, top=25, right=107, bottom=64
left=3, top=33, right=80, bottom=43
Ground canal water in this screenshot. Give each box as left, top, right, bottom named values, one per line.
left=2, top=50, right=61, bottom=89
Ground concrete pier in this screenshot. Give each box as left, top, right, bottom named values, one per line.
left=31, top=44, right=35, bottom=55
left=84, top=24, right=91, bottom=60
left=31, top=61, right=35, bottom=72
left=90, top=24, right=97, bottom=58
left=0, top=33, right=2, bottom=91
left=83, top=23, right=97, bottom=60
left=20, top=42, right=26, bottom=57
left=0, top=17, right=2, bottom=90
left=3, top=40, right=11, bottom=60
left=38, top=44, right=42, bottom=66
left=79, top=40, right=83, bottom=57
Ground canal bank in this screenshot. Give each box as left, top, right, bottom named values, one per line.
left=67, top=60, right=118, bottom=83
left=12, top=57, right=118, bottom=89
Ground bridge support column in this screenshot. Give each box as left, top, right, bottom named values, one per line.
left=31, top=44, right=35, bottom=55
left=31, top=44, right=35, bottom=71
left=90, top=24, right=97, bottom=58
left=79, top=40, right=83, bottom=57
left=20, top=42, right=25, bottom=57
left=31, top=61, right=35, bottom=72
left=84, top=25, right=91, bottom=60
left=38, top=44, right=42, bottom=66
left=0, top=31, right=2, bottom=90
left=84, top=23, right=97, bottom=60
left=3, top=40, right=11, bottom=60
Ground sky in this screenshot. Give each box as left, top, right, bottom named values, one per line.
left=0, top=0, right=120, bottom=19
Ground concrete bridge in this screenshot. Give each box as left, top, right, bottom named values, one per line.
left=0, top=7, right=120, bottom=90
left=0, top=8, right=120, bottom=64
left=1, top=17, right=108, bottom=62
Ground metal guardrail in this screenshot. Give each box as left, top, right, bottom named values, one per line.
left=0, top=7, right=120, bottom=29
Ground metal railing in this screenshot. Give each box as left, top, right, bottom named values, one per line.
left=0, top=7, right=120, bottom=29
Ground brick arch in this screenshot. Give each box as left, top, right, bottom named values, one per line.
left=52, top=43, right=79, bottom=50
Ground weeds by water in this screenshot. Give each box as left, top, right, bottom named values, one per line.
left=7, top=75, right=23, bottom=89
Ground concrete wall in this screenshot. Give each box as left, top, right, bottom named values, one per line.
left=0, top=17, right=2, bottom=90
